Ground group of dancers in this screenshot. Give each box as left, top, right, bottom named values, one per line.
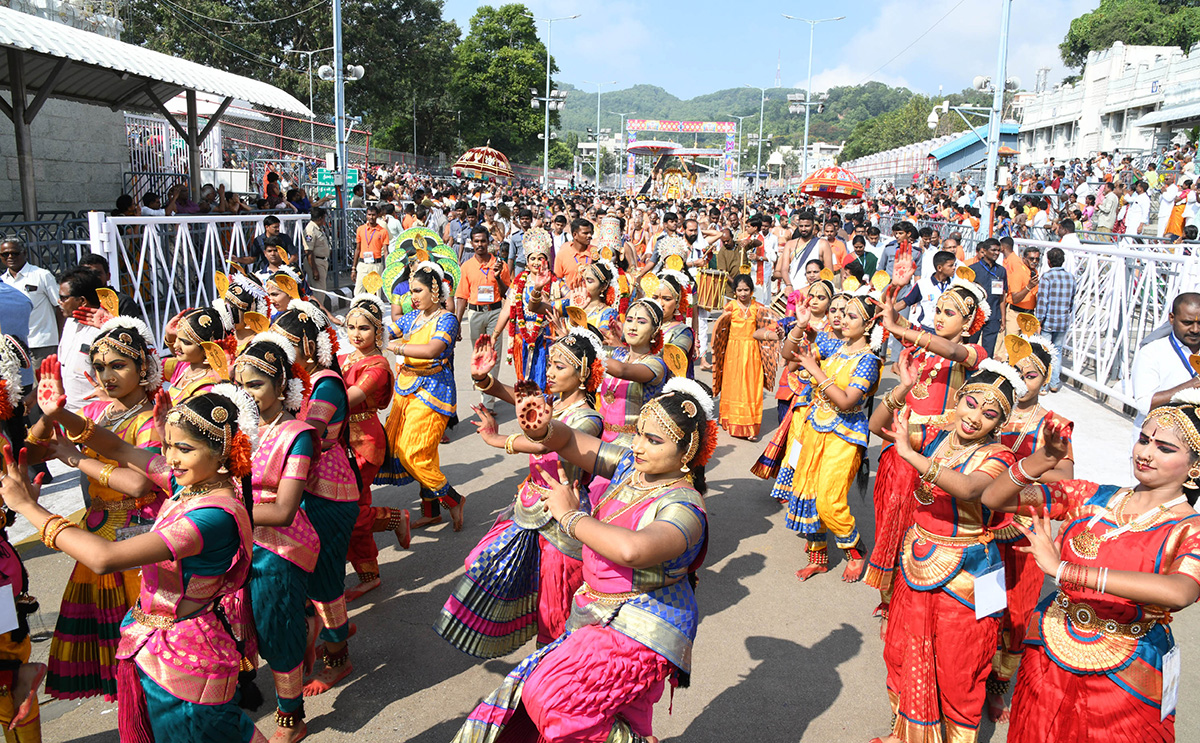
left=0, top=206, right=1192, bottom=743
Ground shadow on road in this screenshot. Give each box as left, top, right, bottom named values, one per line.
left=666, top=624, right=863, bottom=743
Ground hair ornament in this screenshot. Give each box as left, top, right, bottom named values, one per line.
left=662, top=377, right=715, bottom=419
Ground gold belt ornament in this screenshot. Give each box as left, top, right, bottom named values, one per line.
left=914, top=523, right=993, bottom=546
left=582, top=587, right=645, bottom=604
left=132, top=604, right=176, bottom=630
left=92, top=496, right=152, bottom=512
left=349, top=410, right=377, bottom=422
left=1053, top=592, right=1159, bottom=639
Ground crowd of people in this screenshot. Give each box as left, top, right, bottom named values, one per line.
left=0, top=163, right=1195, bottom=743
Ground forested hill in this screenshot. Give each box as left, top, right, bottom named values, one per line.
left=557, top=81, right=915, bottom=145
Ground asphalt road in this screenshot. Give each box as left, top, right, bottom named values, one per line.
left=25, top=352, right=1200, bottom=742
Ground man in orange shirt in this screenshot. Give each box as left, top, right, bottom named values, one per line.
left=353, top=205, right=388, bottom=296
left=553, top=218, right=594, bottom=289
left=455, top=225, right=511, bottom=411
left=1001, top=236, right=1040, bottom=358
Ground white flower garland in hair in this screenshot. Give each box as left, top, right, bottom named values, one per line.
left=248, top=331, right=297, bottom=365
left=414, top=261, right=451, bottom=299
left=0, top=338, right=23, bottom=413
left=567, top=326, right=607, bottom=362
left=629, top=296, right=665, bottom=324
left=231, top=271, right=267, bottom=301
left=662, top=377, right=715, bottom=419
left=949, top=277, right=991, bottom=322
left=591, top=258, right=618, bottom=286
left=98, top=316, right=163, bottom=392
left=869, top=323, right=887, bottom=353
left=349, top=293, right=391, bottom=347
left=287, top=299, right=327, bottom=329
left=1024, top=332, right=1060, bottom=367
left=1173, top=387, right=1200, bottom=406
left=659, top=269, right=691, bottom=295
left=209, top=382, right=261, bottom=449
left=977, top=358, right=1029, bottom=400
left=211, top=299, right=235, bottom=333
left=284, top=377, right=305, bottom=412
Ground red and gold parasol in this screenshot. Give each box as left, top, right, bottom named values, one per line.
left=452, top=143, right=515, bottom=181
left=798, top=166, right=865, bottom=200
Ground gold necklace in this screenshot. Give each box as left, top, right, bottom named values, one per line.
left=914, top=434, right=986, bottom=505
left=179, top=477, right=234, bottom=500
left=1006, top=404, right=1044, bottom=454
left=910, top=350, right=946, bottom=400
left=1069, top=489, right=1185, bottom=559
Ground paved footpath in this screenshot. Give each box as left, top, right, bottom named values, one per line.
left=25, top=346, right=1200, bottom=742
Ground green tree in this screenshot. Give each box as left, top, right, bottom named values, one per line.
left=1059, top=0, right=1200, bottom=69
left=451, top=4, right=559, bottom=162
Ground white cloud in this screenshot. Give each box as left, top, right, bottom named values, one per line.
left=807, top=0, right=1098, bottom=95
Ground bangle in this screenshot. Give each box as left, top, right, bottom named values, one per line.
left=66, top=418, right=95, bottom=444
left=1098, top=567, right=1110, bottom=594
left=818, top=378, right=837, bottom=393
left=558, top=509, right=588, bottom=540
left=46, top=520, right=79, bottom=551
left=1055, top=561, right=1067, bottom=586
left=921, top=460, right=942, bottom=485
left=474, top=376, right=496, bottom=393
left=884, top=391, right=904, bottom=411
left=1008, top=462, right=1034, bottom=487
left=504, top=433, right=519, bottom=455
left=39, top=515, right=66, bottom=547
left=98, top=463, right=117, bottom=489
left=1015, top=458, right=1038, bottom=485
left=24, top=433, right=52, bottom=447
left=524, top=420, right=555, bottom=444
left=788, top=329, right=804, bottom=343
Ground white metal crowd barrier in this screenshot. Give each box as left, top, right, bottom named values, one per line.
left=1013, top=237, right=1200, bottom=407
left=87, top=212, right=310, bottom=346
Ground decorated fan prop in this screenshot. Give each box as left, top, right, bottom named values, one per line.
left=1005, top=335, right=1034, bottom=366
left=819, top=268, right=835, bottom=283
left=664, top=344, right=689, bottom=378
left=566, top=306, right=588, bottom=328
left=244, top=311, right=269, bottom=334
left=414, top=248, right=430, bottom=263
left=436, top=256, right=462, bottom=292
left=665, top=254, right=685, bottom=271
left=870, top=270, right=891, bottom=293
left=363, top=271, right=383, bottom=295
left=1016, top=313, right=1041, bottom=336
left=640, top=274, right=660, bottom=297
left=956, top=266, right=977, bottom=282
left=382, top=262, right=407, bottom=305
left=600, top=246, right=615, bottom=260
left=201, top=341, right=229, bottom=380
left=739, top=263, right=753, bottom=276
left=96, top=288, right=120, bottom=318
left=388, top=226, right=442, bottom=256
left=215, top=271, right=230, bottom=298
left=1191, top=354, right=1200, bottom=376
left=842, top=276, right=863, bottom=292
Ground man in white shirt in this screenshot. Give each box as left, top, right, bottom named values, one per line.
left=1157, top=175, right=1180, bottom=237
left=1130, top=292, right=1200, bottom=443
left=1, top=237, right=60, bottom=359
left=1128, top=181, right=1151, bottom=235
left=56, top=268, right=104, bottom=411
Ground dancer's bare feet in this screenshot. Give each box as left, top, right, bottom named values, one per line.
left=795, top=564, right=828, bottom=581
left=303, top=661, right=352, bottom=696
left=411, top=515, right=443, bottom=529
left=842, top=557, right=866, bottom=583
left=268, top=720, right=308, bottom=743
left=10, top=662, right=45, bottom=729
left=302, top=615, right=318, bottom=676
left=986, top=691, right=1010, bottom=723
left=449, top=501, right=464, bottom=532
left=344, top=576, right=380, bottom=602
left=393, top=508, right=411, bottom=549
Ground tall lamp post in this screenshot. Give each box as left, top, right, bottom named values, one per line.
left=744, top=85, right=769, bottom=194
left=527, top=12, right=580, bottom=188
left=722, top=113, right=754, bottom=194
left=610, top=110, right=636, bottom=191
left=582, top=80, right=617, bottom=189
left=782, top=14, right=845, bottom=179
left=983, top=0, right=1013, bottom=210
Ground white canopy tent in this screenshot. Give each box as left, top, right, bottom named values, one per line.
left=0, top=5, right=313, bottom=219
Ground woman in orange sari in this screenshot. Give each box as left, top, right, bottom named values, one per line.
left=713, top=274, right=780, bottom=440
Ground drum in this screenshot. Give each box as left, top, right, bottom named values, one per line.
left=770, top=290, right=789, bottom=317
left=696, top=269, right=726, bottom=311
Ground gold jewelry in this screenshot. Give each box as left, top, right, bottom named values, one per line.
left=39, top=515, right=66, bottom=548
left=46, top=520, right=79, bottom=550
left=504, top=433, right=519, bottom=455
left=818, top=378, right=837, bottom=393
left=1188, top=465, right=1200, bottom=490
left=66, top=418, right=95, bottom=444
left=98, top=463, right=117, bottom=489
left=23, top=433, right=52, bottom=447
left=915, top=460, right=942, bottom=505
left=1145, top=406, right=1200, bottom=453
left=884, top=391, right=904, bottom=412
left=642, top=399, right=684, bottom=443
left=473, top=375, right=496, bottom=393
left=558, top=509, right=588, bottom=540
left=178, top=478, right=234, bottom=500
left=524, top=420, right=555, bottom=444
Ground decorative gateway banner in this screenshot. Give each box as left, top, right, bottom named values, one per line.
left=626, top=132, right=638, bottom=195
left=626, top=120, right=738, bottom=134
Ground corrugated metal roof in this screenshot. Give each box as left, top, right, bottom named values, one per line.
left=927, top=123, right=1020, bottom=162
left=0, top=5, right=312, bottom=117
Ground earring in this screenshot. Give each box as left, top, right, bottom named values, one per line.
left=1187, top=466, right=1200, bottom=488
left=218, top=465, right=229, bottom=474
left=680, top=462, right=690, bottom=474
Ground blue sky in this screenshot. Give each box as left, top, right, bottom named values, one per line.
left=441, top=0, right=1100, bottom=98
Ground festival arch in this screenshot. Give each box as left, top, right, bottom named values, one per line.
left=624, top=119, right=738, bottom=197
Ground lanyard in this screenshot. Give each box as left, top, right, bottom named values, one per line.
left=1168, top=332, right=1197, bottom=379
left=978, top=259, right=1000, bottom=281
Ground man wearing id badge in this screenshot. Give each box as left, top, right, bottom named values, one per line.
left=353, top=205, right=388, bottom=297
left=968, top=238, right=1007, bottom=357
left=454, top=226, right=510, bottom=412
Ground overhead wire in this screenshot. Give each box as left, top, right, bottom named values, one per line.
left=158, top=0, right=329, bottom=26
left=855, top=0, right=970, bottom=86
left=167, top=7, right=284, bottom=70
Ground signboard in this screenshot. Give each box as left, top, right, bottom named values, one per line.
left=626, top=132, right=638, bottom=195
left=314, top=167, right=360, bottom=199
left=626, top=119, right=737, bottom=134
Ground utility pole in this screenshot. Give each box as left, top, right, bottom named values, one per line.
left=744, top=85, right=768, bottom=194
left=527, top=13, right=580, bottom=188
left=611, top=110, right=636, bottom=191
left=783, top=15, right=845, bottom=178
left=983, top=0, right=1013, bottom=210
left=583, top=80, right=616, bottom=189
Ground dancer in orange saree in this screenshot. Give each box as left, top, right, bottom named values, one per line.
left=868, top=359, right=1024, bottom=743
left=981, top=393, right=1200, bottom=743
left=712, top=274, right=780, bottom=440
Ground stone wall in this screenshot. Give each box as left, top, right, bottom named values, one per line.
left=0, top=98, right=129, bottom=215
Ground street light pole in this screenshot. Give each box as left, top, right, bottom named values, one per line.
left=744, top=85, right=768, bottom=194
left=583, top=80, right=617, bottom=189
left=983, top=0, right=1012, bottom=208
left=528, top=13, right=580, bottom=188
left=783, top=15, right=845, bottom=179
left=610, top=110, right=636, bottom=191
left=723, top=113, right=753, bottom=194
